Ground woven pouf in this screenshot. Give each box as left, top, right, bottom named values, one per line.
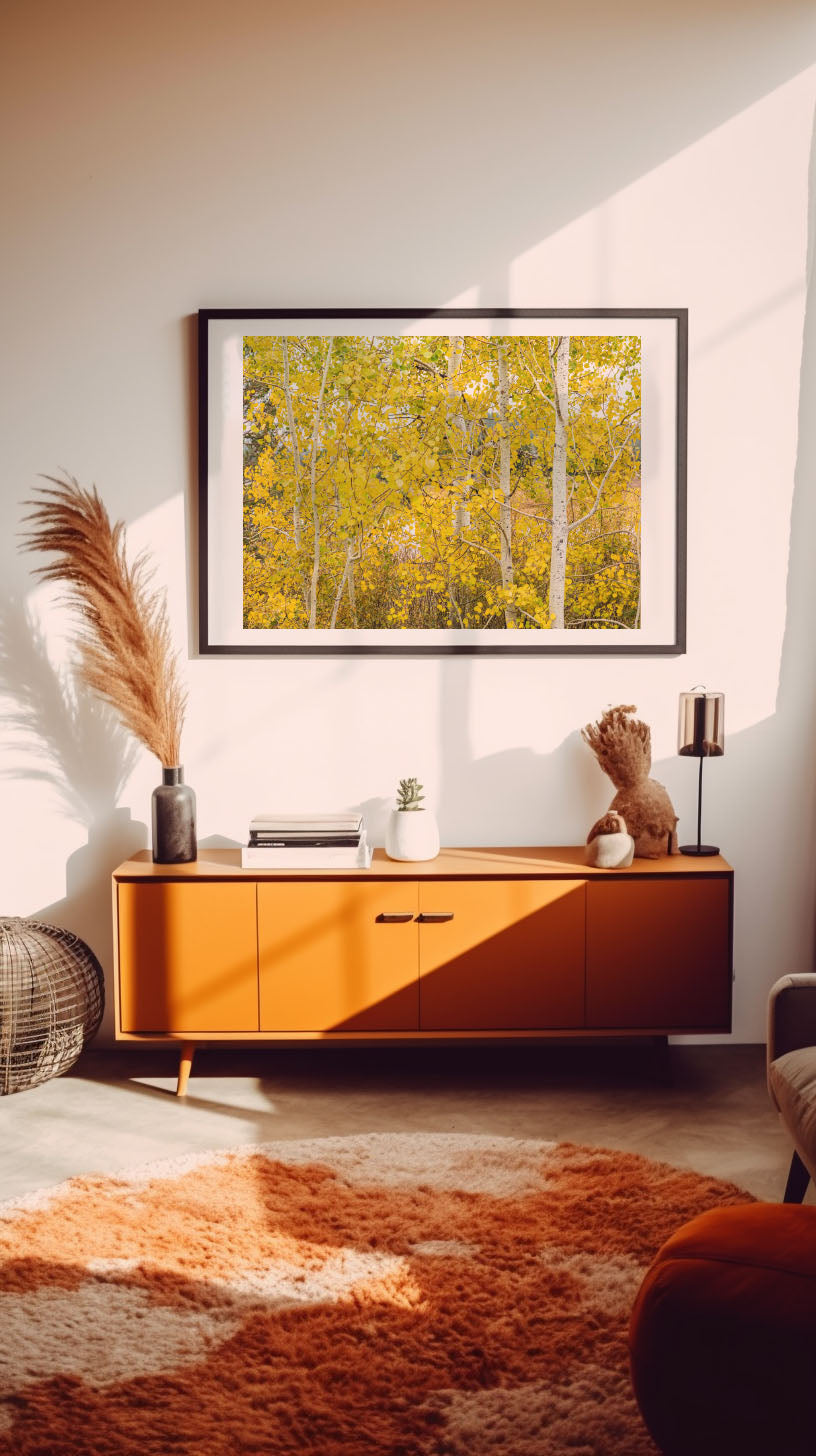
left=629, top=1203, right=816, bottom=1456
left=0, top=917, right=104, bottom=1094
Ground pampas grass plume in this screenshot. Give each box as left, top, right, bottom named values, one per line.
left=21, top=473, right=187, bottom=769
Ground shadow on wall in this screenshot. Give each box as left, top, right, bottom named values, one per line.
left=435, top=658, right=603, bottom=847
left=651, top=101, right=816, bottom=1038
left=712, top=99, right=816, bottom=1035
left=722, top=95, right=816, bottom=1023
left=0, top=594, right=148, bottom=1041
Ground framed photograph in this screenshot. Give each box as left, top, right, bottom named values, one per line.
left=198, top=308, right=686, bottom=655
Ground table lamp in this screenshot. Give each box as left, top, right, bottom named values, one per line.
left=678, top=688, right=724, bottom=856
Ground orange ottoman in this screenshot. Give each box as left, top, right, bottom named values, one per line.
left=629, top=1203, right=816, bottom=1456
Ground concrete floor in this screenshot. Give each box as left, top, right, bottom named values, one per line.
left=0, top=1041, right=799, bottom=1204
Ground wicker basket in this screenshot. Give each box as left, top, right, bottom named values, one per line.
left=0, top=918, right=104, bottom=1094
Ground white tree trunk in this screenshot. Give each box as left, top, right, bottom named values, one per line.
left=307, top=340, right=333, bottom=629
left=281, top=340, right=302, bottom=550
left=446, top=337, right=470, bottom=533
left=346, top=558, right=358, bottom=627
left=496, top=342, right=518, bottom=628
left=548, top=336, right=569, bottom=631
left=329, top=542, right=359, bottom=629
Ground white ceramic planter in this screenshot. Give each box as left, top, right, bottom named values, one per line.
left=384, top=809, right=440, bottom=862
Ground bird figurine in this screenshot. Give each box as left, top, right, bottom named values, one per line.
left=585, top=810, right=635, bottom=868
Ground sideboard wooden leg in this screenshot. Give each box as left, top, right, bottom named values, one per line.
left=176, top=1042, right=196, bottom=1097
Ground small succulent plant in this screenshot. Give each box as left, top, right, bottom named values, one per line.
left=396, top=777, right=425, bottom=811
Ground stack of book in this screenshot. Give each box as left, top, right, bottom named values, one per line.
left=240, top=813, right=372, bottom=869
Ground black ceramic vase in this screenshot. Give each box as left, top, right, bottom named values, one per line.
left=152, top=765, right=197, bottom=864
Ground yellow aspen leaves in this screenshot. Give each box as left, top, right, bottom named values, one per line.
left=242, top=334, right=640, bottom=631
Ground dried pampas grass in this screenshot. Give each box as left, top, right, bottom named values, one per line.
left=21, top=473, right=186, bottom=769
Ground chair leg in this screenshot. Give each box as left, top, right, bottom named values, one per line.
left=783, top=1150, right=810, bottom=1203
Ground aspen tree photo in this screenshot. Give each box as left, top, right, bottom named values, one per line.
left=241, top=333, right=641, bottom=634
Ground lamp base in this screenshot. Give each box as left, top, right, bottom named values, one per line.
left=679, top=844, right=720, bottom=857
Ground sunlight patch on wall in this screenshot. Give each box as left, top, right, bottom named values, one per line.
left=507, top=66, right=814, bottom=738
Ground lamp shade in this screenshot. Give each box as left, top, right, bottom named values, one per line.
left=678, top=691, right=724, bottom=758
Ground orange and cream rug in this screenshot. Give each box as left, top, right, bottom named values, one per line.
left=0, top=1132, right=751, bottom=1454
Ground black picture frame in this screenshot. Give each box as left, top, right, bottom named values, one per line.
left=198, top=307, right=687, bottom=655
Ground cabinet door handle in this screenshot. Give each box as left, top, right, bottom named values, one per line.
left=417, top=911, right=455, bottom=923
left=376, top=912, right=415, bottom=923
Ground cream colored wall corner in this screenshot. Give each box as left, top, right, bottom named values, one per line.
left=1, top=0, right=815, bottom=1045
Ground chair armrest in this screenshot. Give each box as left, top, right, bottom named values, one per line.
left=768, top=974, right=816, bottom=1067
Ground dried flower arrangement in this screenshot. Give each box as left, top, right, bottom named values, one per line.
left=21, top=473, right=186, bottom=769
left=582, top=704, right=678, bottom=859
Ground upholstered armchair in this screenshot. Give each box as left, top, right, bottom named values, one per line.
left=766, top=973, right=816, bottom=1202
left=628, top=977, right=816, bottom=1453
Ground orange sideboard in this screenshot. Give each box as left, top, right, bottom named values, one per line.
left=112, top=847, right=733, bottom=1093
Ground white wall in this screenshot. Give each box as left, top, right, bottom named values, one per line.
left=1, top=0, right=815, bottom=1044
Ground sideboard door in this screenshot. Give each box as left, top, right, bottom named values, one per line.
left=258, top=880, right=420, bottom=1031
left=117, top=880, right=259, bottom=1033
left=418, top=879, right=586, bottom=1030
left=585, top=878, right=732, bottom=1031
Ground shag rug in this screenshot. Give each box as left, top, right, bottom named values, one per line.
left=0, top=1133, right=752, bottom=1456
